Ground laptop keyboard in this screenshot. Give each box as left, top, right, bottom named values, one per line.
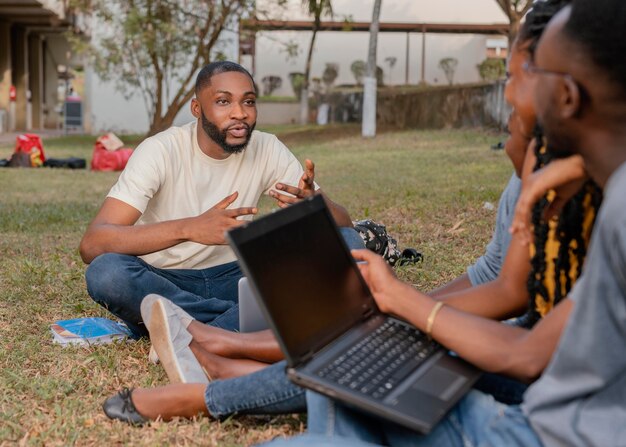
left=316, top=319, right=439, bottom=399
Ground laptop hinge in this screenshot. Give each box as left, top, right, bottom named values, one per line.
left=362, top=306, right=375, bottom=320
left=298, top=350, right=315, bottom=365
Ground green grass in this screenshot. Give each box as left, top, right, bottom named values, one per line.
left=258, top=96, right=299, bottom=103
left=0, top=125, right=509, bottom=445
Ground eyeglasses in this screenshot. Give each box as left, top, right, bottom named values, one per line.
left=522, top=61, right=575, bottom=82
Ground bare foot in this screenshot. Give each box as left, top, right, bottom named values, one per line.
left=131, top=384, right=209, bottom=420
left=188, top=322, right=283, bottom=363
left=187, top=321, right=233, bottom=356
left=189, top=341, right=268, bottom=380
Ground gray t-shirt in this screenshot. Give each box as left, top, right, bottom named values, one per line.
left=467, top=174, right=522, bottom=286
left=524, top=161, right=626, bottom=447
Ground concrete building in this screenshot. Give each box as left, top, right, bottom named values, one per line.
left=0, top=0, right=80, bottom=133
left=0, top=0, right=513, bottom=135
left=248, top=0, right=509, bottom=96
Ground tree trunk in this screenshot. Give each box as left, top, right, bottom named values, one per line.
left=300, top=24, right=319, bottom=125
left=299, top=86, right=309, bottom=125
left=508, top=14, right=522, bottom=48
left=146, top=110, right=177, bottom=137
left=362, top=0, right=382, bottom=138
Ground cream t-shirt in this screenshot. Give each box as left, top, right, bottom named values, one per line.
left=108, top=121, right=307, bottom=269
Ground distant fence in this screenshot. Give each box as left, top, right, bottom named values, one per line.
left=257, top=101, right=300, bottom=126
left=327, top=81, right=509, bottom=130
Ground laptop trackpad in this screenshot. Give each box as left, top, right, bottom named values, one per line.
left=412, top=366, right=467, bottom=401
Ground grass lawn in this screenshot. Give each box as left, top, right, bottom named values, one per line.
left=0, top=125, right=509, bottom=445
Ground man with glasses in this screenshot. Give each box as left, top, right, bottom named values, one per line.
left=264, top=1, right=626, bottom=445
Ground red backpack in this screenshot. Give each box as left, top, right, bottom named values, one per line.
left=14, top=134, right=46, bottom=167
left=91, top=133, right=134, bottom=171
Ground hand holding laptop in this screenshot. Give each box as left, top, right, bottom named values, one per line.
left=227, top=195, right=479, bottom=434
left=352, top=248, right=416, bottom=315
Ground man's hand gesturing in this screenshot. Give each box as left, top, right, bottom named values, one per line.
left=269, top=159, right=317, bottom=208
left=186, top=192, right=257, bottom=245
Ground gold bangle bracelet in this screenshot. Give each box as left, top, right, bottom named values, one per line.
left=426, top=301, right=445, bottom=338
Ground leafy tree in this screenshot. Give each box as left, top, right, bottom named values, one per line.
left=494, top=0, right=533, bottom=46
left=261, top=75, right=283, bottom=96
left=299, top=0, right=333, bottom=124
left=322, top=63, right=339, bottom=88
left=68, top=0, right=252, bottom=137
left=288, top=72, right=305, bottom=100
left=438, top=57, right=458, bottom=85
left=477, top=58, right=506, bottom=81
left=350, top=60, right=366, bottom=85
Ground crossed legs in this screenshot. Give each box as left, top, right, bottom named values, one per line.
left=117, top=313, right=286, bottom=421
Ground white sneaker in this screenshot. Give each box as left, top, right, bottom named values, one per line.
left=140, top=294, right=208, bottom=384
left=141, top=294, right=195, bottom=329
left=143, top=294, right=195, bottom=365
left=148, top=345, right=159, bottom=364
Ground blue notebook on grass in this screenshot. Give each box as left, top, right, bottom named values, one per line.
left=51, top=317, right=133, bottom=346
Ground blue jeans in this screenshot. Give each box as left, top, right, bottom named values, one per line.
left=473, top=372, right=527, bottom=405
left=85, top=228, right=365, bottom=338
left=205, top=360, right=306, bottom=417
left=85, top=254, right=242, bottom=336
left=203, top=228, right=366, bottom=416
left=260, top=390, right=542, bottom=447
left=202, top=368, right=527, bottom=420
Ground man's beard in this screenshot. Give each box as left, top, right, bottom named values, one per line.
left=200, top=109, right=255, bottom=154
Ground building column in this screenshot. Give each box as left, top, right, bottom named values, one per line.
left=0, top=21, right=12, bottom=113
left=0, top=21, right=12, bottom=132
left=11, top=25, right=29, bottom=130
left=420, top=25, right=426, bottom=85
left=28, top=33, right=44, bottom=129
left=404, top=32, right=409, bottom=85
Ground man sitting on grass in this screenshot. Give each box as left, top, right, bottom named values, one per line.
left=79, top=61, right=357, bottom=338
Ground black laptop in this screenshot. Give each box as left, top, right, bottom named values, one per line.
left=227, top=195, right=480, bottom=434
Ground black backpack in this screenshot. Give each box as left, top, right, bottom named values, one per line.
left=353, top=219, right=423, bottom=266
left=43, top=157, right=87, bottom=169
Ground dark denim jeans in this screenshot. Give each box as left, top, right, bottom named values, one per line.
left=205, top=360, right=306, bottom=417
left=473, top=372, right=528, bottom=405
left=85, top=254, right=242, bottom=336
left=85, top=228, right=366, bottom=338
left=259, top=390, right=542, bottom=447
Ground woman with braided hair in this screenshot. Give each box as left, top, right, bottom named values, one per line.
left=521, top=131, right=602, bottom=327
left=403, top=0, right=603, bottom=404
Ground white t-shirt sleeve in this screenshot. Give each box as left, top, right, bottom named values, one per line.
left=261, top=135, right=320, bottom=195
left=107, top=138, right=166, bottom=213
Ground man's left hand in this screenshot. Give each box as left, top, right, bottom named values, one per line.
left=269, top=159, right=317, bottom=208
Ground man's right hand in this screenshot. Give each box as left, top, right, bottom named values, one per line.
left=187, top=192, right=257, bottom=245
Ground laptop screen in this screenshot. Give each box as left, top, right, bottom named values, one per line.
left=228, top=196, right=376, bottom=365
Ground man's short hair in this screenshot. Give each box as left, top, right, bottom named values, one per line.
left=564, top=0, right=626, bottom=97
left=195, top=61, right=257, bottom=94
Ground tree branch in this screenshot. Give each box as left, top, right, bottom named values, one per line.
left=495, top=0, right=512, bottom=20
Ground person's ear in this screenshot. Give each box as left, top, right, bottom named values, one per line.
left=191, top=98, right=201, bottom=119
left=559, top=77, right=581, bottom=119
